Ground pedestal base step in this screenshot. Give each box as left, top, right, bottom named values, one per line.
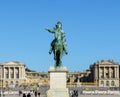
left=47, top=89, right=69, bottom=97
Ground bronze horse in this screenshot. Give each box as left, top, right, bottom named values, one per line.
left=53, top=38, right=65, bottom=66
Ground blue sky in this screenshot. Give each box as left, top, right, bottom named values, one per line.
left=0, top=0, right=120, bottom=72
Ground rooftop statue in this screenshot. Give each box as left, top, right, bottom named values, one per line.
left=45, top=21, right=68, bottom=67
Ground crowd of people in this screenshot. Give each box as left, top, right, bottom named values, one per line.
left=19, top=89, right=78, bottom=97
left=19, top=90, right=41, bottom=97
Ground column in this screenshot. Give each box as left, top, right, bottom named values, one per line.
left=19, top=67, right=20, bottom=79
left=95, top=66, right=98, bottom=82
left=21, top=67, right=23, bottom=78
left=109, top=67, right=111, bottom=78
left=116, top=67, right=117, bottom=78
left=4, top=67, right=5, bottom=79
left=14, top=67, right=15, bottom=79
left=0, top=67, right=2, bottom=79
left=117, top=66, right=120, bottom=79
left=114, top=67, right=116, bottom=78
left=17, top=67, right=20, bottom=79
left=109, top=67, right=110, bottom=78
left=98, top=66, right=100, bottom=78
left=95, top=66, right=97, bottom=78
left=22, top=66, right=25, bottom=78
left=104, top=67, right=105, bottom=78
left=9, top=67, right=10, bottom=79
left=1, top=67, right=2, bottom=79
left=116, top=67, right=119, bottom=78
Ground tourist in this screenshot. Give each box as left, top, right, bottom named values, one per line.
left=27, top=93, right=31, bottom=97
left=38, top=92, right=41, bottom=97
left=19, top=90, right=22, bottom=96
left=23, top=93, right=26, bottom=97
left=34, top=91, right=37, bottom=97
left=73, top=90, right=78, bottom=97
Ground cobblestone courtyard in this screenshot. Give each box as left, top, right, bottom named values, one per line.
left=1, top=94, right=120, bottom=97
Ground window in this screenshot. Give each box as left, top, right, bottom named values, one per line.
left=16, top=74, right=19, bottom=78
left=10, top=81, right=13, bottom=85
left=16, top=81, right=18, bottom=86
left=101, top=73, right=104, bottom=78
left=111, top=81, right=114, bottom=86
left=5, top=81, right=8, bottom=87
left=6, top=74, right=9, bottom=79
left=106, top=81, right=109, bottom=86
left=11, top=73, right=14, bottom=78
left=106, top=73, right=109, bottom=78
left=111, top=73, right=114, bottom=78
left=32, top=74, right=36, bottom=76
left=101, top=81, right=104, bottom=87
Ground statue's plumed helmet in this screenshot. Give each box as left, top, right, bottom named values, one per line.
left=56, top=21, right=62, bottom=27
left=57, top=21, right=62, bottom=24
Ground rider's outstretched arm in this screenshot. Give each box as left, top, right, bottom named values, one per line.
left=45, top=28, right=55, bottom=33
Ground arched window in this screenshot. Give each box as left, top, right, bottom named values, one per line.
left=10, top=81, right=13, bottom=85
left=5, top=81, right=8, bottom=87
left=111, top=81, right=114, bottom=86
left=16, top=81, right=19, bottom=86
left=10, top=81, right=14, bottom=88
left=101, top=81, right=104, bottom=85
left=106, top=81, right=109, bottom=86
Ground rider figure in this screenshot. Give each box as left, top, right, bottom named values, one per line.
left=61, top=32, right=68, bottom=54
left=46, top=21, right=68, bottom=55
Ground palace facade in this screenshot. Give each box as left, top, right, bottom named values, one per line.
left=0, top=60, right=120, bottom=88
left=90, top=60, right=119, bottom=87
left=0, top=61, right=26, bottom=88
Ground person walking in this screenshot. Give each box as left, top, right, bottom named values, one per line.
left=27, top=93, right=31, bottom=97
left=38, top=92, right=40, bottom=97
left=34, top=91, right=37, bottom=97
left=23, top=93, right=26, bottom=97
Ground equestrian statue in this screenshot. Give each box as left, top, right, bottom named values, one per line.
left=45, top=21, right=68, bottom=67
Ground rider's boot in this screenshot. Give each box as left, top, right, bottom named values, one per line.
left=49, top=50, right=52, bottom=54
left=63, top=47, right=68, bottom=54
left=49, top=47, right=52, bottom=54
left=65, top=51, right=68, bottom=55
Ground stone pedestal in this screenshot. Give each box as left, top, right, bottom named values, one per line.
left=47, top=66, right=69, bottom=97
